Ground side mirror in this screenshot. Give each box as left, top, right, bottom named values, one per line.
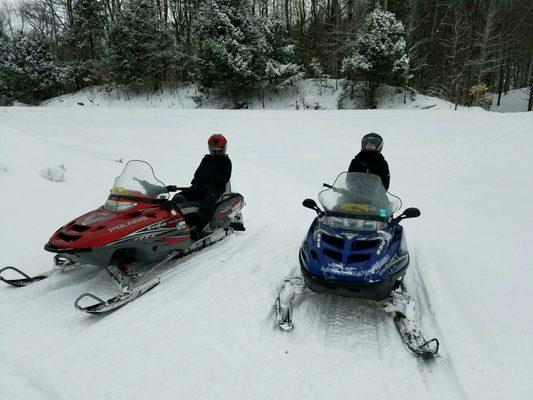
left=302, top=198, right=323, bottom=215
left=393, top=207, right=421, bottom=224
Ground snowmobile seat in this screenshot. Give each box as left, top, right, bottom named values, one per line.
left=176, top=181, right=231, bottom=216
left=177, top=202, right=202, bottom=217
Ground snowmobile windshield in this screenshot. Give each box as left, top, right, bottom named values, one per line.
left=106, top=160, right=168, bottom=210
left=318, top=172, right=401, bottom=221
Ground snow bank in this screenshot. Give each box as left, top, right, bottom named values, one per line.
left=491, top=88, right=531, bottom=112
left=42, top=79, right=458, bottom=111
left=40, top=164, right=66, bottom=182
left=0, top=107, right=532, bottom=400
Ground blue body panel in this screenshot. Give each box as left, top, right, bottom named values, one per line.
left=299, top=217, right=409, bottom=300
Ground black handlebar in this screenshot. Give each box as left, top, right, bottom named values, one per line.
left=323, top=183, right=333, bottom=189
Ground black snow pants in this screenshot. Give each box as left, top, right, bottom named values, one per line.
left=173, top=186, right=224, bottom=222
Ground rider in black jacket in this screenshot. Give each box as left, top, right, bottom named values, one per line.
left=348, top=133, right=390, bottom=190
left=169, top=134, right=232, bottom=224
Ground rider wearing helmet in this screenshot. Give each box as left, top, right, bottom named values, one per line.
left=169, top=134, right=232, bottom=232
left=348, top=133, right=390, bottom=190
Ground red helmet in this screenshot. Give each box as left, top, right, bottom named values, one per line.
left=208, top=134, right=227, bottom=155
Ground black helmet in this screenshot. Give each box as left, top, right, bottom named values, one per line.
left=361, top=133, right=383, bottom=152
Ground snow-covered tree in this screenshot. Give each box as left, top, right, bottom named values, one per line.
left=2, top=33, right=64, bottom=104
left=106, top=0, right=175, bottom=87
left=191, top=0, right=261, bottom=104
left=307, top=57, right=324, bottom=79
left=261, top=15, right=300, bottom=89
left=72, top=0, right=105, bottom=61
left=342, top=8, right=410, bottom=108
left=191, top=1, right=298, bottom=106
left=0, top=32, right=11, bottom=105
left=69, top=0, right=106, bottom=86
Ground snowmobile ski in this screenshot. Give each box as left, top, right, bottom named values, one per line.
left=379, top=286, right=440, bottom=357
left=74, top=228, right=234, bottom=315
left=275, top=277, right=311, bottom=331
left=1, top=256, right=82, bottom=288
left=0, top=266, right=51, bottom=287
left=74, top=278, right=160, bottom=314
left=393, top=312, right=439, bottom=357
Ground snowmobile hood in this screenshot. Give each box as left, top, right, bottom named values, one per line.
left=45, top=201, right=181, bottom=251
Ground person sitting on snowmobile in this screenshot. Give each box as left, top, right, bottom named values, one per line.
left=167, top=134, right=232, bottom=235
left=348, top=133, right=390, bottom=190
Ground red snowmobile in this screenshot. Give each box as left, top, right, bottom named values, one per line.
left=0, top=160, right=245, bottom=313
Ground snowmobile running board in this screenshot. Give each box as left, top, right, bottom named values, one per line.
left=74, top=278, right=160, bottom=314
left=0, top=266, right=51, bottom=287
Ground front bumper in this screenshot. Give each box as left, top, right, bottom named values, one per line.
left=300, top=255, right=408, bottom=301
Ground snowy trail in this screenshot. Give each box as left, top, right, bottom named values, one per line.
left=1, top=108, right=532, bottom=400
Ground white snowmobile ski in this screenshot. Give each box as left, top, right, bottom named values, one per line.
left=378, top=286, right=439, bottom=357
left=393, top=312, right=439, bottom=357
left=275, top=277, right=312, bottom=330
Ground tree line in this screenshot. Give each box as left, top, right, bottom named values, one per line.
left=0, top=0, right=532, bottom=109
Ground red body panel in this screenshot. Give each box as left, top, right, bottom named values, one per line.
left=47, top=201, right=183, bottom=250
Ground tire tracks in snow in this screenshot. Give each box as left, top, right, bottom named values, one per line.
left=409, top=247, right=470, bottom=400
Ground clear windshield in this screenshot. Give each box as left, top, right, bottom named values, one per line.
left=105, top=160, right=168, bottom=211
left=318, top=172, right=401, bottom=220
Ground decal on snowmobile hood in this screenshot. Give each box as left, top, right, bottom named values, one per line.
left=108, top=216, right=148, bottom=232
left=82, top=212, right=112, bottom=225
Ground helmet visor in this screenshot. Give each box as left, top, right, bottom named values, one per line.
left=209, top=145, right=225, bottom=155
left=362, top=136, right=382, bottom=151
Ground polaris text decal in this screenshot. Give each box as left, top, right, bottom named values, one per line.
left=108, top=216, right=148, bottom=232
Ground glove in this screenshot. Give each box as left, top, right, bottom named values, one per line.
left=162, top=200, right=176, bottom=211
left=166, top=185, right=178, bottom=192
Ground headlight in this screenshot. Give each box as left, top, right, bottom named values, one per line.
left=324, top=216, right=384, bottom=231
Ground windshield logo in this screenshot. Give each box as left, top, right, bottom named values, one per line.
left=340, top=203, right=376, bottom=213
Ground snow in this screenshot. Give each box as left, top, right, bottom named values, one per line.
left=491, top=88, right=531, bottom=112
left=42, top=79, right=461, bottom=110
left=40, top=164, right=65, bottom=182
left=1, top=107, right=532, bottom=400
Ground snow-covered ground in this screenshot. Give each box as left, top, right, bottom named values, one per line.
left=491, top=88, right=531, bottom=112
left=1, top=107, right=532, bottom=400
left=42, top=79, right=459, bottom=111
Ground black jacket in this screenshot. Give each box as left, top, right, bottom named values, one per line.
left=191, top=154, right=232, bottom=193
left=348, top=151, right=390, bottom=190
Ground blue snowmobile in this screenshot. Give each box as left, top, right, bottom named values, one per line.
left=275, top=172, right=439, bottom=357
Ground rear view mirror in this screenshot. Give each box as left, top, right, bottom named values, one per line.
left=402, top=207, right=421, bottom=218
left=302, top=199, right=323, bottom=215
left=393, top=207, right=421, bottom=224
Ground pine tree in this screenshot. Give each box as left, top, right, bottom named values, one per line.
left=191, top=0, right=261, bottom=105
left=0, top=32, right=11, bottom=105
left=2, top=33, right=63, bottom=104
left=106, top=0, right=175, bottom=88
left=307, top=57, right=324, bottom=79
left=261, top=15, right=300, bottom=89
left=192, top=1, right=299, bottom=106
left=342, top=8, right=410, bottom=108
left=70, top=0, right=106, bottom=86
